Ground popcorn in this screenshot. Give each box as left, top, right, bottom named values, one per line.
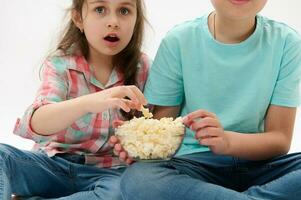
left=115, top=107, right=185, bottom=160
left=141, top=106, right=153, bottom=119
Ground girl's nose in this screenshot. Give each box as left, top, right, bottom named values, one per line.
left=107, top=24, right=119, bottom=29
left=107, top=15, right=120, bottom=29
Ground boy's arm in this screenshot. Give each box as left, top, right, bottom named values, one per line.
left=152, top=105, right=181, bottom=119
left=183, top=105, right=296, bottom=161
left=226, top=105, right=296, bottom=160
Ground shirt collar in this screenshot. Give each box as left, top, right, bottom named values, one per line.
left=67, top=55, right=124, bottom=89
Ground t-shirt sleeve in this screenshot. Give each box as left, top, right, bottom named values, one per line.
left=271, top=35, right=301, bottom=107
left=144, top=36, right=184, bottom=106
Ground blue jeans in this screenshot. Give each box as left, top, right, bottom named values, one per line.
left=121, top=151, right=301, bottom=200
left=0, top=144, right=125, bottom=200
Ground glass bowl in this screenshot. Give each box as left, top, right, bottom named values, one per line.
left=115, top=117, right=185, bottom=161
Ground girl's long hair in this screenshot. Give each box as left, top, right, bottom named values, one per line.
left=58, top=0, right=145, bottom=86
left=57, top=0, right=146, bottom=119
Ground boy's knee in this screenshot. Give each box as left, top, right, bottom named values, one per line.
left=121, top=162, right=157, bottom=197
left=94, top=176, right=123, bottom=200
left=121, top=162, right=151, bottom=183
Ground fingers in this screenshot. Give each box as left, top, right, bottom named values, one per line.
left=183, top=109, right=217, bottom=126
left=119, top=151, right=127, bottom=161
left=112, top=120, right=124, bottom=128
left=123, top=85, right=147, bottom=105
left=115, top=143, right=123, bottom=152
left=122, top=86, right=147, bottom=107
left=122, top=99, right=140, bottom=111
left=109, top=136, right=118, bottom=146
left=110, top=140, right=134, bottom=164
left=125, top=158, right=134, bottom=164
left=109, top=98, right=131, bottom=112
left=109, top=98, right=139, bottom=112
left=112, top=143, right=122, bottom=157
left=129, top=85, right=148, bottom=106
left=190, top=117, right=221, bottom=131
left=117, top=149, right=134, bottom=164
left=195, top=127, right=221, bottom=139
left=121, top=86, right=140, bottom=104
left=109, top=86, right=147, bottom=111
left=199, top=136, right=221, bottom=146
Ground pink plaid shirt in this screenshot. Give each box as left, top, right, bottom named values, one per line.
left=14, top=52, right=151, bottom=168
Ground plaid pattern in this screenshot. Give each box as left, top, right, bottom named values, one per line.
left=13, top=53, right=151, bottom=168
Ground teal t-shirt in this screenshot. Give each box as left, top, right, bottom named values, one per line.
left=144, top=14, right=301, bottom=156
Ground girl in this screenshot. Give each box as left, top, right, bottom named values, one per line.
left=113, top=0, right=301, bottom=199
left=1, top=0, right=150, bottom=199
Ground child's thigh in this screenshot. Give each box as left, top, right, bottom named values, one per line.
left=264, top=152, right=301, bottom=177
left=241, top=152, right=301, bottom=187
left=0, top=143, right=74, bottom=197
left=74, top=164, right=125, bottom=199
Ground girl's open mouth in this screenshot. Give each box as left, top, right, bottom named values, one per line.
left=104, top=34, right=120, bottom=43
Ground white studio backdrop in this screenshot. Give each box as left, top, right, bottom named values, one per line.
left=0, top=0, right=300, bottom=152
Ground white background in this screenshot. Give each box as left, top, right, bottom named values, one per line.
left=0, top=0, right=300, bottom=152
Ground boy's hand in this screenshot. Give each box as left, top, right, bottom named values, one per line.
left=109, top=119, right=134, bottom=164
left=183, top=109, right=230, bottom=155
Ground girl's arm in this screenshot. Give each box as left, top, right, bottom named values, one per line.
left=32, top=85, right=147, bottom=136
left=31, top=96, right=87, bottom=136
left=183, top=105, right=296, bottom=161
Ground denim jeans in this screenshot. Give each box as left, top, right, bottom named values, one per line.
left=0, top=143, right=125, bottom=200
left=121, top=151, right=301, bottom=200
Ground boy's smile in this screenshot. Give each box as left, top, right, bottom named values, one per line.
left=229, top=0, right=250, bottom=6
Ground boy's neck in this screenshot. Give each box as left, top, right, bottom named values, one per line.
left=209, top=12, right=257, bottom=44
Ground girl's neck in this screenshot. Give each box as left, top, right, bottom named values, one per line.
left=209, top=12, right=256, bottom=44
left=88, top=48, right=113, bottom=70
left=88, top=48, right=114, bottom=86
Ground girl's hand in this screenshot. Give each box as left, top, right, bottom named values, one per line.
left=82, top=85, right=147, bottom=114
left=109, top=119, right=134, bottom=164
left=182, top=109, right=230, bottom=155
left=109, top=136, right=134, bottom=164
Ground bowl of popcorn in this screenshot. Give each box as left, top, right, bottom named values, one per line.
left=115, top=107, right=185, bottom=160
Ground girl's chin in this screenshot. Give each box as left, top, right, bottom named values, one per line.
left=99, top=49, right=122, bottom=57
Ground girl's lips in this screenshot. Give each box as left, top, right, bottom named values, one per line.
left=229, top=0, right=250, bottom=5
left=103, top=34, right=120, bottom=48
left=103, top=39, right=120, bottom=48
